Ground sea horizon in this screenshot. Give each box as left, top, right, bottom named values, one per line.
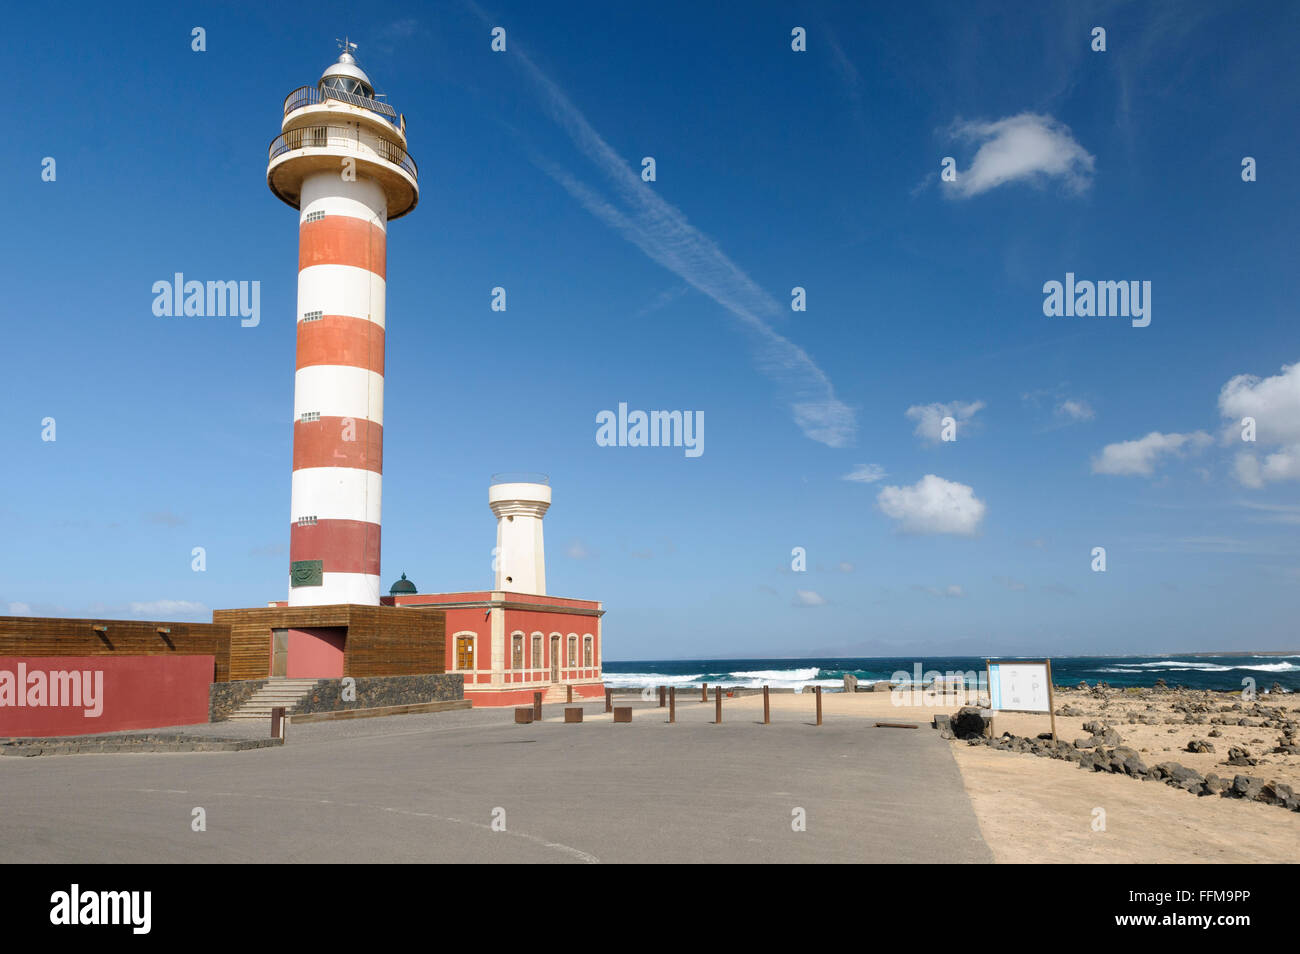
left=601, top=654, right=1300, bottom=693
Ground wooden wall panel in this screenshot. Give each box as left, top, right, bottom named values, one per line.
left=212, top=605, right=445, bottom=681
left=0, top=616, right=232, bottom=682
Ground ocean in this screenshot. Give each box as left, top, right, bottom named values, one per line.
left=601, top=655, right=1300, bottom=693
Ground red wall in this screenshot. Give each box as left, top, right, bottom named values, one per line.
left=0, top=656, right=214, bottom=737
left=286, top=627, right=346, bottom=678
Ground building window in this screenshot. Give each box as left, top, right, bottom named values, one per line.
left=584, top=636, right=593, bottom=667
left=567, top=636, right=577, bottom=667
left=532, top=634, right=541, bottom=668
left=455, top=635, right=475, bottom=671
left=512, top=634, right=523, bottom=669
left=301, top=310, right=323, bottom=322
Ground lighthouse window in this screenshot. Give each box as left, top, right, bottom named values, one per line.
left=299, top=411, right=320, bottom=422
left=296, top=515, right=318, bottom=527
left=304, top=211, right=325, bottom=223
left=302, top=310, right=322, bottom=322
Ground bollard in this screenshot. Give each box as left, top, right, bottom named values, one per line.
left=271, top=706, right=286, bottom=740
left=669, top=686, right=676, bottom=722
left=763, top=685, right=770, bottom=724
left=658, top=686, right=666, bottom=708
left=613, top=706, right=632, bottom=723
left=566, top=684, right=573, bottom=704
left=533, top=691, right=543, bottom=721
left=816, top=685, right=823, bottom=726
left=702, top=682, right=708, bottom=702
left=714, top=686, right=722, bottom=724
left=564, top=707, right=583, bottom=723
left=605, top=688, right=612, bottom=713
left=514, top=707, right=533, bottom=724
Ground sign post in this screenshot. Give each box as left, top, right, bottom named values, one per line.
left=985, top=659, right=1056, bottom=742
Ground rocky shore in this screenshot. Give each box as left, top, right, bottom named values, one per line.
left=935, top=682, right=1300, bottom=813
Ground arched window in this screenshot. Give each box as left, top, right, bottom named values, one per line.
left=531, top=632, right=543, bottom=669
left=567, top=634, right=578, bottom=667
left=511, top=632, right=524, bottom=669
left=583, top=635, right=593, bottom=667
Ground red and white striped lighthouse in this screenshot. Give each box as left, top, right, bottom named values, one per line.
left=267, top=42, right=418, bottom=605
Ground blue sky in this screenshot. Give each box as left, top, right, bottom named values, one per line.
left=4, top=1, right=1298, bottom=659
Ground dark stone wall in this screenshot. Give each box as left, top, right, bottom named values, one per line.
left=292, top=673, right=464, bottom=714
left=210, top=679, right=268, bottom=722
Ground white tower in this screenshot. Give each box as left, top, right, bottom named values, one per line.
left=490, top=474, right=551, bottom=595
left=267, top=41, right=418, bottom=606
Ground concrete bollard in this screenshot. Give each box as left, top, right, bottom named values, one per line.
left=669, top=686, right=675, bottom=723
left=613, top=706, right=632, bottom=723
left=271, top=706, right=286, bottom=740
left=533, top=691, right=543, bottom=722
left=816, top=685, right=823, bottom=726
left=714, top=686, right=722, bottom=724
left=514, top=707, right=534, bottom=724
left=763, top=685, right=770, bottom=724
left=564, top=707, right=583, bottom=723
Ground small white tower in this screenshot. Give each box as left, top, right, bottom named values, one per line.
left=489, top=474, right=551, bottom=595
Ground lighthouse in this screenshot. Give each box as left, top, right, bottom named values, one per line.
left=267, top=41, right=419, bottom=606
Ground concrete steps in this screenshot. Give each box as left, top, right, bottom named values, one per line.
left=227, top=678, right=321, bottom=721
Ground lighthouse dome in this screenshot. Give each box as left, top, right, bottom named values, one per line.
left=388, top=572, right=417, bottom=596
left=320, top=50, right=375, bottom=98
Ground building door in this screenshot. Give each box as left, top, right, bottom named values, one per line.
left=456, top=636, right=474, bottom=671
left=271, top=629, right=288, bottom=677
left=551, top=635, right=560, bottom=682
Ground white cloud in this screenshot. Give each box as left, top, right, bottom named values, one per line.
left=127, top=600, right=208, bottom=619
left=793, top=589, right=827, bottom=607
left=565, top=539, right=594, bottom=559
left=905, top=400, right=984, bottom=443
left=1056, top=399, right=1095, bottom=422
left=7, top=602, right=32, bottom=616
left=915, top=584, right=965, bottom=599
left=877, top=474, right=986, bottom=535
left=1091, top=431, right=1212, bottom=476
left=838, top=562, right=854, bottom=573
left=943, top=113, right=1095, bottom=199
left=504, top=41, right=855, bottom=447
left=842, top=463, right=887, bottom=483
left=1218, top=362, right=1300, bottom=487
left=994, top=576, right=1027, bottom=592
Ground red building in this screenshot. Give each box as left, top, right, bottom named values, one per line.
left=383, top=589, right=604, bottom=706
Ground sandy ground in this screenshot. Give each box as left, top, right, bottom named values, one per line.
left=707, top=687, right=1300, bottom=863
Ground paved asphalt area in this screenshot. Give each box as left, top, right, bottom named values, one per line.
left=0, top=697, right=992, bottom=863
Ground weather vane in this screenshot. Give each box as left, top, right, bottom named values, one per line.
left=336, top=36, right=357, bottom=55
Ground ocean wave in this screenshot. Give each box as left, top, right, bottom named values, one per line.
left=1109, top=660, right=1234, bottom=670
left=599, top=672, right=706, bottom=688
left=1102, top=661, right=1298, bottom=674
left=729, top=668, right=821, bottom=681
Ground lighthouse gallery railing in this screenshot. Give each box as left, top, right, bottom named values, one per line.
left=282, top=85, right=398, bottom=123
left=268, top=126, right=418, bottom=180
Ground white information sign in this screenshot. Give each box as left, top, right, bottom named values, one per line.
left=987, top=661, right=1051, bottom=713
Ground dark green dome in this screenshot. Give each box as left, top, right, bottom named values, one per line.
left=389, top=572, right=417, bottom=595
